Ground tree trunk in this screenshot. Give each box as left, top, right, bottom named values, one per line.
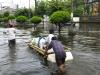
left=34, top=24, right=37, bottom=30
left=58, top=24, right=61, bottom=35
left=34, top=25, right=35, bottom=30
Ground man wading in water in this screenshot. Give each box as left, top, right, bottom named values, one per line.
left=6, top=24, right=16, bottom=47
left=44, top=36, right=66, bottom=75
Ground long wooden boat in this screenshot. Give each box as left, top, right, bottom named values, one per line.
left=28, top=37, right=73, bottom=63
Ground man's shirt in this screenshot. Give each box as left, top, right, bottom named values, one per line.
left=46, top=34, right=54, bottom=44
left=48, top=40, right=66, bottom=59
left=6, top=28, right=16, bottom=40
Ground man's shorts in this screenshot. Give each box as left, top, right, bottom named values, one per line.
left=8, top=39, right=16, bottom=46
left=56, top=57, right=66, bottom=66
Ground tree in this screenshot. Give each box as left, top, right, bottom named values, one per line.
left=16, top=16, right=27, bottom=27
left=8, top=15, right=15, bottom=26
left=50, top=11, right=70, bottom=35
left=3, top=11, right=10, bottom=17
left=35, top=0, right=71, bottom=16
left=0, top=11, right=10, bottom=26
left=2, top=17, right=9, bottom=27
left=0, top=14, right=3, bottom=18
left=8, top=15, right=15, bottom=20
left=36, top=1, right=47, bottom=17
left=14, top=8, right=34, bottom=18
left=3, top=17, right=9, bottom=22
left=46, top=0, right=71, bottom=15
left=73, top=0, right=84, bottom=16
left=74, top=6, right=83, bottom=17
left=30, top=16, right=41, bottom=30
left=0, top=14, right=3, bottom=24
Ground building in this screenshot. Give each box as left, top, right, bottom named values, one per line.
left=0, top=6, right=17, bottom=14
left=92, top=0, right=100, bottom=16
left=79, top=0, right=100, bottom=32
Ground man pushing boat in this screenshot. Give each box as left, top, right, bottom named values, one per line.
left=44, top=36, right=66, bottom=75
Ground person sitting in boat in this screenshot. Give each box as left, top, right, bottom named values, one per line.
left=37, top=33, right=46, bottom=49
left=44, top=36, right=66, bottom=75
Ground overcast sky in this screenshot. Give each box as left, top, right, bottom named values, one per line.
left=0, top=0, right=35, bottom=8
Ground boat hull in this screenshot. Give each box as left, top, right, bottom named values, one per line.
left=28, top=42, right=73, bottom=63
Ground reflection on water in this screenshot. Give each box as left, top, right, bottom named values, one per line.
left=8, top=45, right=16, bottom=64
left=66, top=33, right=100, bottom=75
left=0, top=28, right=100, bottom=75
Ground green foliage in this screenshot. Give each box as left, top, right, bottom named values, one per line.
left=73, top=0, right=84, bottom=16
left=0, top=14, right=3, bottom=22
left=73, top=1, right=84, bottom=17
left=0, top=14, right=3, bottom=18
left=16, top=16, right=27, bottom=23
left=3, top=11, right=10, bottom=17
left=50, top=11, right=70, bottom=35
left=36, top=1, right=47, bottom=16
left=30, top=16, right=42, bottom=30
left=35, top=0, right=71, bottom=16
left=2, top=17, right=9, bottom=22
left=8, top=15, right=15, bottom=20
left=30, top=16, right=41, bottom=24
left=14, top=8, right=34, bottom=18
left=0, top=18, right=3, bottom=22
left=74, top=8, right=83, bottom=17
left=31, top=28, right=43, bottom=37
left=46, top=0, right=71, bottom=15
left=50, top=11, right=70, bottom=24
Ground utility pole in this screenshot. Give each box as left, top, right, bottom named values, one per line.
left=71, top=0, right=74, bottom=27
left=0, top=3, right=2, bottom=13
left=29, top=0, right=30, bottom=18
left=35, top=0, right=37, bottom=15
left=84, top=0, right=87, bottom=15
left=69, top=0, right=75, bottom=35
left=12, top=0, right=13, bottom=8
left=71, top=0, right=73, bottom=19
left=0, top=2, right=3, bottom=14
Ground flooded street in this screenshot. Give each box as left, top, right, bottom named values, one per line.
left=67, top=34, right=100, bottom=75
left=0, top=28, right=100, bottom=75
left=0, top=28, right=49, bottom=75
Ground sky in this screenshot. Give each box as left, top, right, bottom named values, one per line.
left=0, top=0, right=35, bottom=9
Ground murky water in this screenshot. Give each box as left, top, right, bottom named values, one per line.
left=0, top=28, right=49, bottom=75
left=0, top=28, right=100, bottom=75
left=66, top=34, right=100, bottom=75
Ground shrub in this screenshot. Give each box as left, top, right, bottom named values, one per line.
left=30, top=16, right=42, bottom=30
left=16, top=16, right=27, bottom=23
left=31, top=28, right=43, bottom=37
left=50, top=11, right=70, bottom=24
left=2, top=17, right=9, bottom=22
left=30, top=16, right=41, bottom=24
left=8, top=15, right=15, bottom=20
left=50, top=11, right=70, bottom=35
left=3, top=11, right=10, bottom=17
